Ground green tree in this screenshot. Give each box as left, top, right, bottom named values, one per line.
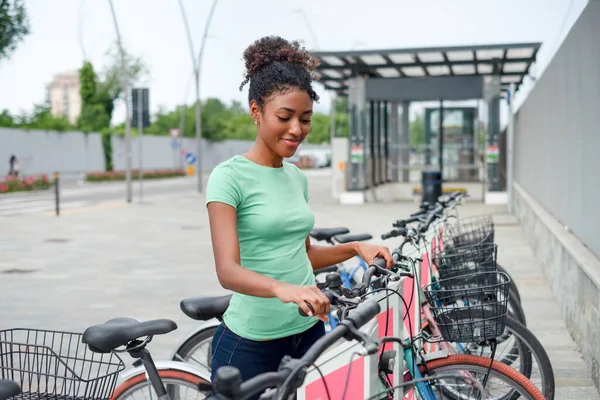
left=21, top=105, right=73, bottom=131
left=0, top=109, right=15, bottom=126
left=77, top=61, right=111, bottom=132
left=0, top=0, right=30, bottom=61
left=100, top=42, right=149, bottom=108
left=306, top=113, right=330, bottom=144
left=410, top=112, right=425, bottom=146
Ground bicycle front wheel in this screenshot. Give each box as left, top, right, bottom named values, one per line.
left=406, top=355, right=544, bottom=400
left=111, top=368, right=211, bottom=400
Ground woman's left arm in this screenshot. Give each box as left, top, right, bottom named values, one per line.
left=305, top=237, right=394, bottom=270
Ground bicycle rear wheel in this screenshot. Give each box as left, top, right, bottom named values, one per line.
left=111, top=368, right=210, bottom=400
left=404, top=355, right=544, bottom=400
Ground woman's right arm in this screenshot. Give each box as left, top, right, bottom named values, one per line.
left=207, top=202, right=330, bottom=320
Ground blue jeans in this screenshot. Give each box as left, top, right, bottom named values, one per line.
left=210, top=321, right=325, bottom=400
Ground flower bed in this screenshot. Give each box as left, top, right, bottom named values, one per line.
left=86, top=169, right=186, bottom=182
left=0, top=175, right=52, bottom=194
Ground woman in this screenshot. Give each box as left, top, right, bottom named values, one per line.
left=9, top=155, right=19, bottom=177
left=205, top=36, right=393, bottom=396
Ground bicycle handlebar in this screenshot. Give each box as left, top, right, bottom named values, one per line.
left=384, top=191, right=468, bottom=241
left=212, top=300, right=381, bottom=400
left=298, top=257, right=389, bottom=317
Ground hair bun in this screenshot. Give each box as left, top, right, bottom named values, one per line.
left=240, top=36, right=320, bottom=90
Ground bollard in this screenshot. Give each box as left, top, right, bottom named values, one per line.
left=54, top=172, right=60, bottom=216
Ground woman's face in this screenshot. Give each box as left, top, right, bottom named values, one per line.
left=251, top=88, right=313, bottom=159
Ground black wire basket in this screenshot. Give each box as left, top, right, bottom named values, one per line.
left=423, top=272, right=510, bottom=343
left=442, top=215, right=494, bottom=251
left=0, top=329, right=125, bottom=400
left=434, top=243, right=498, bottom=280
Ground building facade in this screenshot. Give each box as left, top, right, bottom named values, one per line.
left=47, top=71, right=81, bottom=124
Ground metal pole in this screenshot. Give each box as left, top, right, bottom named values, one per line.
left=507, top=83, right=516, bottom=213
left=177, top=0, right=219, bottom=193
left=107, top=0, right=132, bottom=203
left=438, top=100, right=444, bottom=180
left=195, top=0, right=219, bottom=193
left=54, top=172, right=60, bottom=216
left=138, top=88, right=143, bottom=203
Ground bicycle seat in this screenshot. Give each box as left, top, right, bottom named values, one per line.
left=180, top=295, right=232, bottom=321
left=334, top=233, right=373, bottom=243
left=0, top=380, right=20, bottom=400
left=310, top=227, right=349, bottom=241
left=83, top=318, right=177, bottom=353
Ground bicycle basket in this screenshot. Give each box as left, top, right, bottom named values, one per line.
left=423, top=272, right=510, bottom=343
left=442, top=215, right=494, bottom=251
left=434, top=243, right=498, bottom=280
left=0, top=329, right=125, bottom=400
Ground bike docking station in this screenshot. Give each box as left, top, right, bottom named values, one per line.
left=312, top=43, right=540, bottom=206
left=297, top=225, right=440, bottom=399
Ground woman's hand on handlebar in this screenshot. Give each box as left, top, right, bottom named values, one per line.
left=272, top=282, right=331, bottom=322
left=353, top=242, right=394, bottom=269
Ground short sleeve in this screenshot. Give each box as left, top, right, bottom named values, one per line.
left=205, top=164, right=242, bottom=209
left=298, top=169, right=309, bottom=203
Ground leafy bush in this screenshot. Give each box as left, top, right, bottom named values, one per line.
left=85, top=169, right=186, bottom=182
left=0, top=174, right=52, bottom=193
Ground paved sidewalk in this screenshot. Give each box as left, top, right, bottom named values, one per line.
left=0, top=171, right=597, bottom=399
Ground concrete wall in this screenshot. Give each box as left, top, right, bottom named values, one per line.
left=514, top=183, right=600, bottom=390
left=1, top=127, right=329, bottom=179
left=512, top=1, right=600, bottom=392
left=513, top=0, right=600, bottom=258
left=0, top=128, right=105, bottom=178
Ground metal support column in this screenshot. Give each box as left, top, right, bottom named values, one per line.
left=507, top=83, right=516, bottom=212
left=390, top=102, right=400, bottom=182
left=485, top=75, right=502, bottom=191
left=400, top=102, right=410, bottom=182
left=438, top=100, right=444, bottom=180
left=383, top=101, right=389, bottom=183
left=376, top=101, right=382, bottom=185
left=347, top=77, right=368, bottom=192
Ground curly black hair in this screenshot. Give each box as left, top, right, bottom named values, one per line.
left=239, top=36, right=320, bottom=108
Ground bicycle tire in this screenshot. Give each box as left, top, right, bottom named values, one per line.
left=497, top=263, right=522, bottom=304
left=448, top=312, right=555, bottom=400
left=110, top=368, right=210, bottom=400
left=172, top=326, right=218, bottom=369
left=507, top=288, right=526, bottom=326
left=413, top=355, right=544, bottom=400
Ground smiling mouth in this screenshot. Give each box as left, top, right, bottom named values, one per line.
left=281, top=137, right=302, bottom=144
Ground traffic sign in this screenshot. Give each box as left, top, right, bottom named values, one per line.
left=171, top=140, right=179, bottom=149
left=132, top=88, right=150, bottom=128
left=185, top=153, right=197, bottom=165
left=169, top=128, right=181, bottom=138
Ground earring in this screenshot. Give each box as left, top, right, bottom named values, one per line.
left=254, top=120, right=257, bottom=124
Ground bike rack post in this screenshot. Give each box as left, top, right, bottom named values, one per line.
left=54, top=171, right=60, bottom=216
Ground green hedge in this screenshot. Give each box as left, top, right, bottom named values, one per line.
left=86, top=169, right=186, bottom=182
left=0, top=175, right=52, bottom=194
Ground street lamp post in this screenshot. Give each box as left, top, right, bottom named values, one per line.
left=107, top=0, right=133, bottom=202
left=177, top=0, right=219, bottom=193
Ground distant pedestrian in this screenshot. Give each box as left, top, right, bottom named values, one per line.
left=8, top=155, right=20, bottom=177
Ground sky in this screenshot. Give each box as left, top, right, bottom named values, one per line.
left=0, top=0, right=589, bottom=127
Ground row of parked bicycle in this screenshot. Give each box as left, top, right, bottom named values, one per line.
left=0, top=192, right=554, bottom=399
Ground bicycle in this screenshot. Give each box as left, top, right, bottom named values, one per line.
left=380, top=194, right=554, bottom=399
left=205, top=261, right=545, bottom=400
left=0, top=326, right=212, bottom=400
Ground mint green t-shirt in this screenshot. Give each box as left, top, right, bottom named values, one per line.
left=205, top=155, right=318, bottom=340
